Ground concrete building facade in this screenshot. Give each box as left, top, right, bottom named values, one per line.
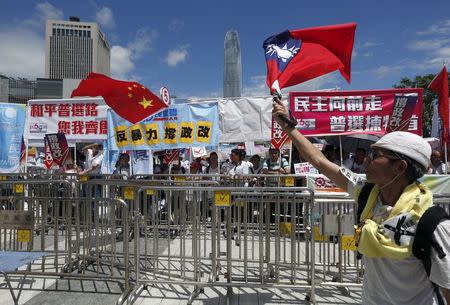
left=45, top=17, right=111, bottom=79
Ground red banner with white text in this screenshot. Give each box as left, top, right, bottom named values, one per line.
left=289, top=88, right=423, bottom=136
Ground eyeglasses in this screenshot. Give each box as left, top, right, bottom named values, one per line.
left=368, top=149, right=402, bottom=161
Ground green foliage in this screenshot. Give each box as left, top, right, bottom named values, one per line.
left=393, top=74, right=449, bottom=137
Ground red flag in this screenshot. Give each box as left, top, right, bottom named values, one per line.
left=429, top=66, right=449, bottom=143
left=263, top=23, right=356, bottom=92
left=71, top=73, right=168, bottom=124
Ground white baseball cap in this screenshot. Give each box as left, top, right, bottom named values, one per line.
left=371, top=131, right=431, bottom=169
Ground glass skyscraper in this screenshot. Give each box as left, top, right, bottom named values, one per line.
left=223, top=31, right=242, bottom=98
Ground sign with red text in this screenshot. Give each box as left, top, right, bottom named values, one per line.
left=289, top=89, right=423, bottom=136
left=271, top=119, right=289, bottom=149
left=163, top=149, right=180, bottom=165
left=43, top=137, right=55, bottom=169
left=27, top=98, right=108, bottom=141
left=44, top=133, right=69, bottom=166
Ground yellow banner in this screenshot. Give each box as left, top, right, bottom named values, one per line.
left=115, top=125, right=129, bottom=148
left=196, top=121, right=212, bottom=143
left=163, top=122, right=178, bottom=144
left=130, top=124, right=145, bottom=146
left=179, top=122, right=195, bottom=143
left=144, top=123, right=160, bottom=145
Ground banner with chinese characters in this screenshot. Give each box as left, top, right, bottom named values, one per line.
left=0, top=103, right=26, bottom=173
left=289, top=88, right=423, bottom=136
left=27, top=98, right=108, bottom=142
left=107, top=102, right=219, bottom=151
left=44, top=133, right=69, bottom=166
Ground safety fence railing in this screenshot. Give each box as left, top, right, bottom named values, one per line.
left=3, top=175, right=448, bottom=304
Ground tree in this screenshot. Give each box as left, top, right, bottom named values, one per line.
left=393, top=74, right=450, bottom=137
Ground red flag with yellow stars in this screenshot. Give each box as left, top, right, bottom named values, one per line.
left=71, top=73, right=168, bottom=124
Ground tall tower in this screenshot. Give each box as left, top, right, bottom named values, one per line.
left=45, top=17, right=111, bottom=79
left=223, top=31, right=242, bottom=98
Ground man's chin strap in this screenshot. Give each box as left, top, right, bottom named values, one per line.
left=379, top=173, right=402, bottom=191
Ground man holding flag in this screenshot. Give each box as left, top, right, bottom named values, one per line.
left=267, top=23, right=449, bottom=304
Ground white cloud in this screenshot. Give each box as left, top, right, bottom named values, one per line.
left=166, top=46, right=188, bottom=67
left=111, top=46, right=133, bottom=80
left=24, top=2, right=63, bottom=29
left=110, top=28, right=158, bottom=79
left=242, top=73, right=340, bottom=97
left=95, top=7, right=115, bottom=29
left=408, top=38, right=450, bottom=50
left=283, top=73, right=340, bottom=92
left=374, top=64, right=406, bottom=78
left=0, top=28, right=45, bottom=78
left=417, top=20, right=450, bottom=35
left=0, top=2, right=61, bottom=78
left=361, top=41, right=382, bottom=48
left=169, top=19, right=184, bottom=32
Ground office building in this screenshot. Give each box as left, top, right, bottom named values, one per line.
left=45, top=17, right=111, bottom=79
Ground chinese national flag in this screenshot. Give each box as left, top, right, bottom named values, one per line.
left=263, top=22, right=356, bottom=92
left=71, top=73, right=168, bottom=124
left=429, top=66, right=449, bottom=143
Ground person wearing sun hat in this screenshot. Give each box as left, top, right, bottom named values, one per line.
left=272, top=99, right=450, bottom=305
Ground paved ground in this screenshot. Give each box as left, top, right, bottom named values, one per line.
left=0, top=227, right=363, bottom=304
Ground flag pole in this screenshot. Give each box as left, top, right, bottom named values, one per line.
left=445, top=141, right=448, bottom=174
left=272, top=91, right=297, bottom=128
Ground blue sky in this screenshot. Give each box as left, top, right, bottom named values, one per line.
left=0, top=0, right=449, bottom=98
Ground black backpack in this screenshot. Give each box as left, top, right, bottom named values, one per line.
left=356, top=183, right=449, bottom=305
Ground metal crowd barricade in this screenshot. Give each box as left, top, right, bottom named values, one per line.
left=312, top=193, right=363, bottom=297
left=0, top=178, right=132, bottom=305
left=433, top=194, right=450, bottom=213
left=121, top=185, right=318, bottom=304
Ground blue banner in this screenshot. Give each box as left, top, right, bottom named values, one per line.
left=0, top=103, right=26, bottom=173
left=107, top=102, right=219, bottom=151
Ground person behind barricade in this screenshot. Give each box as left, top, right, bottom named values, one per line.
left=224, top=148, right=250, bottom=177
left=344, top=148, right=368, bottom=174
left=79, top=143, right=104, bottom=175
left=428, top=150, right=447, bottom=175
left=262, top=148, right=290, bottom=175
left=113, top=153, right=131, bottom=177
left=322, top=144, right=341, bottom=166
left=272, top=99, right=450, bottom=305
left=249, top=154, right=264, bottom=187
left=190, top=157, right=203, bottom=174
left=250, top=154, right=263, bottom=175
left=35, top=152, right=45, bottom=167
left=204, top=152, right=220, bottom=175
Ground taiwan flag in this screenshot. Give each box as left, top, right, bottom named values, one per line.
left=263, top=22, right=357, bottom=93
left=71, top=73, right=168, bottom=124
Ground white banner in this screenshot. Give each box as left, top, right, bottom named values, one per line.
left=219, top=97, right=273, bottom=143
left=27, top=97, right=108, bottom=143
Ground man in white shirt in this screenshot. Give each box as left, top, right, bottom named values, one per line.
left=344, top=148, right=368, bottom=174
left=80, top=143, right=104, bottom=175
left=273, top=99, right=450, bottom=304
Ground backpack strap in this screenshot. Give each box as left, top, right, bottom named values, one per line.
left=413, top=205, right=450, bottom=273
left=357, top=183, right=375, bottom=223
left=356, top=183, right=375, bottom=260
left=412, top=205, right=449, bottom=305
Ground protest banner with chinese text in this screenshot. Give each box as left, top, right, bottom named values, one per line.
left=44, top=133, right=69, bottom=166
left=27, top=98, right=108, bottom=143
left=289, top=89, right=423, bottom=136
left=108, top=103, right=219, bottom=150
